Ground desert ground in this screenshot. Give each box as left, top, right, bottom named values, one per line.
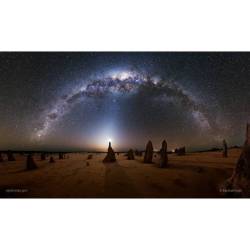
left=0, top=149, right=240, bottom=198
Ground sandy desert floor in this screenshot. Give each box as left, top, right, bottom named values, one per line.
left=0, top=149, right=241, bottom=198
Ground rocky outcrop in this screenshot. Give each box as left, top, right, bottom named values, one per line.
left=0, top=153, right=3, bottom=162
left=49, top=156, right=55, bottom=163
left=175, top=147, right=186, bottom=156
left=222, top=124, right=250, bottom=197
left=103, top=142, right=116, bottom=163
left=26, top=154, right=38, bottom=170
left=222, top=139, right=228, bottom=157
left=59, top=153, right=64, bottom=160
left=87, top=154, right=93, bottom=160
left=7, top=150, right=15, bottom=161
left=159, top=140, right=168, bottom=168
left=127, top=149, right=135, bottom=160
left=144, top=141, right=153, bottom=163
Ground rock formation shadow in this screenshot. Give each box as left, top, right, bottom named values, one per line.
left=103, top=162, right=141, bottom=198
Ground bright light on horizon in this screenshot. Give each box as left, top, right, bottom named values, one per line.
left=90, top=124, right=118, bottom=150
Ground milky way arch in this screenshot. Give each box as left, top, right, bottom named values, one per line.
left=33, top=70, right=212, bottom=139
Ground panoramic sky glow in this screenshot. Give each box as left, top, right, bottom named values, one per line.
left=0, top=52, right=249, bottom=151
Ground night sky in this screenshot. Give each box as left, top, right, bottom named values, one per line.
left=0, top=52, right=249, bottom=151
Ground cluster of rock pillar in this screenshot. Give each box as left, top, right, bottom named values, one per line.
left=174, top=147, right=186, bottom=156
left=7, top=150, right=15, bottom=161
left=0, top=151, right=16, bottom=162
left=102, top=140, right=169, bottom=167
left=143, top=140, right=168, bottom=168
left=0, top=151, right=68, bottom=170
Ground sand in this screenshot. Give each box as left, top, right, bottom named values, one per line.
left=0, top=149, right=240, bottom=198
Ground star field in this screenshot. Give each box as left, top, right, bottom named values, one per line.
left=0, top=52, right=249, bottom=151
